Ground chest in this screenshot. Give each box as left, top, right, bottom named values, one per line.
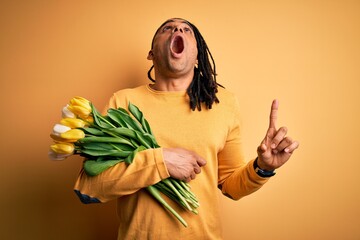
left=142, top=103, right=233, bottom=154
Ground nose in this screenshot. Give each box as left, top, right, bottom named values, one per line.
left=173, top=26, right=183, bottom=33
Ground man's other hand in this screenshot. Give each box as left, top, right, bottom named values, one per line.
left=163, top=148, right=207, bottom=182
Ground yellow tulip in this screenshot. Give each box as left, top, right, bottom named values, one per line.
left=48, top=149, right=73, bottom=160
left=68, top=96, right=92, bottom=119
left=67, top=105, right=91, bottom=119
left=84, top=115, right=94, bottom=124
left=60, top=129, right=85, bottom=142
left=62, top=105, right=75, bottom=118
left=52, top=124, right=71, bottom=136
left=50, top=133, right=74, bottom=143
left=50, top=142, right=74, bottom=154
left=60, top=118, right=87, bottom=128
left=48, top=151, right=72, bottom=160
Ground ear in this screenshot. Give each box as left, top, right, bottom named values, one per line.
left=147, top=50, right=154, bottom=60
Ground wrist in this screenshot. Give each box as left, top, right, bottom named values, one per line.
left=253, top=158, right=276, bottom=178
left=256, top=157, right=275, bottom=171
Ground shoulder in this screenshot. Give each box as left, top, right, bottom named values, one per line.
left=112, top=85, right=148, bottom=98
left=106, top=85, right=148, bottom=109
left=214, top=86, right=242, bottom=121
left=216, top=87, right=239, bottom=107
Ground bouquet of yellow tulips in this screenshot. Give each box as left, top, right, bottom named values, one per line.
left=49, top=96, right=199, bottom=227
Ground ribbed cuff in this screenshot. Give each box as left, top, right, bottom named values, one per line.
left=248, top=159, right=271, bottom=181
left=153, top=148, right=170, bottom=180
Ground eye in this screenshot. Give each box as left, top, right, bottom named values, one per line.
left=184, top=27, right=191, bottom=32
left=163, top=25, right=172, bottom=32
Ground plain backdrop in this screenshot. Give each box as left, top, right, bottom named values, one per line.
left=1, top=0, right=359, bottom=239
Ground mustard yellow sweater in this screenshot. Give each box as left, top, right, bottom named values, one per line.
left=74, top=84, right=269, bottom=239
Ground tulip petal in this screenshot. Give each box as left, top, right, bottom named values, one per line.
left=69, top=97, right=91, bottom=111
left=53, top=124, right=71, bottom=135
left=62, top=105, right=76, bottom=118
left=60, top=129, right=85, bottom=141
left=67, top=105, right=91, bottom=119
left=50, top=142, right=75, bottom=154
left=84, top=115, right=94, bottom=123
left=70, top=96, right=91, bottom=108
left=48, top=150, right=73, bottom=160
left=67, top=97, right=92, bottom=119
left=50, top=133, right=74, bottom=143
left=61, top=118, right=87, bottom=128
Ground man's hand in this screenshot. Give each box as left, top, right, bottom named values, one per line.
left=257, top=99, right=299, bottom=171
left=163, top=148, right=207, bottom=182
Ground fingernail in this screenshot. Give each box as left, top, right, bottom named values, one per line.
left=285, top=148, right=289, bottom=153
left=271, top=143, right=276, bottom=149
left=272, top=149, right=278, bottom=154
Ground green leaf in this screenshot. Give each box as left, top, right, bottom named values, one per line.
left=143, top=133, right=160, bottom=148
left=109, top=143, right=135, bottom=151
left=81, top=149, right=132, bottom=157
left=108, top=108, right=144, bottom=133
left=91, top=104, right=113, bottom=129
left=124, top=145, right=146, bottom=164
left=133, top=131, right=151, bottom=149
left=128, top=102, right=142, bottom=123
left=130, top=138, right=140, bottom=148
left=79, top=127, right=105, bottom=136
left=103, top=127, right=138, bottom=140
left=128, top=102, right=154, bottom=135
left=107, top=109, right=128, bottom=128
left=79, top=142, right=134, bottom=151
left=79, top=136, right=134, bottom=146
left=84, top=158, right=123, bottom=176
left=81, top=142, right=114, bottom=150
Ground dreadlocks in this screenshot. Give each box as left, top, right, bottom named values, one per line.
left=147, top=18, right=223, bottom=111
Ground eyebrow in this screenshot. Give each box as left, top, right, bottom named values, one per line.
left=157, top=19, right=192, bottom=32
left=151, top=19, right=193, bottom=48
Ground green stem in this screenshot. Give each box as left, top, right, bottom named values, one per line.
left=179, top=180, right=191, bottom=191
left=156, top=185, right=197, bottom=214
left=146, top=185, right=188, bottom=227
left=97, top=115, right=116, bottom=128
left=179, top=180, right=197, bottom=200
left=163, top=179, right=192, bottom=211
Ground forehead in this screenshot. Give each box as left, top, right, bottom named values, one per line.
left=151, top=18, right=195, bottom=48
left=162, top=18, right=191, bottom=26
left=155, top=18, right=193, bottom=33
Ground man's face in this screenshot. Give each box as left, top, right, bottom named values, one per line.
left=148, top=18, right=198, bottom=78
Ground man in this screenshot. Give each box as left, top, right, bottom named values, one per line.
left=74, top=18, right=299, bottom=239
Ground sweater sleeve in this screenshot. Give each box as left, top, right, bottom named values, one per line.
left=217, top=95, right=269, bottom=200
left=74, top=148, right=170, bottom=203
left=73, top=93, right=170, bottom=204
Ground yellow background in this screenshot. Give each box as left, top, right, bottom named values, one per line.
left=1, top=0, right=359, bottom=239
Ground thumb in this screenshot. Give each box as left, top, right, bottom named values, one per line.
left=197, top=156, right=207, bottom=167
left=257, top=143, right=267, bottom=155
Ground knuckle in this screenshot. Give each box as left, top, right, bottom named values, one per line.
left=280, top=126, right=288, bottom=133
left=293, top=141, right=300, bottom=149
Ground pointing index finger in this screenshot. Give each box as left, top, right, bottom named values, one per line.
left=269, top=99, right=279, bottom=129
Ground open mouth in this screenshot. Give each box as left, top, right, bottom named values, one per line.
left=171, top=35, right=184, bottom=55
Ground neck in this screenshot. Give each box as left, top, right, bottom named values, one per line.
left=151, top=70, right=194, bottom=91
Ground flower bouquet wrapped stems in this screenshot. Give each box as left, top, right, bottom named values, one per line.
left=49, top=96, right=199, bottom=227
